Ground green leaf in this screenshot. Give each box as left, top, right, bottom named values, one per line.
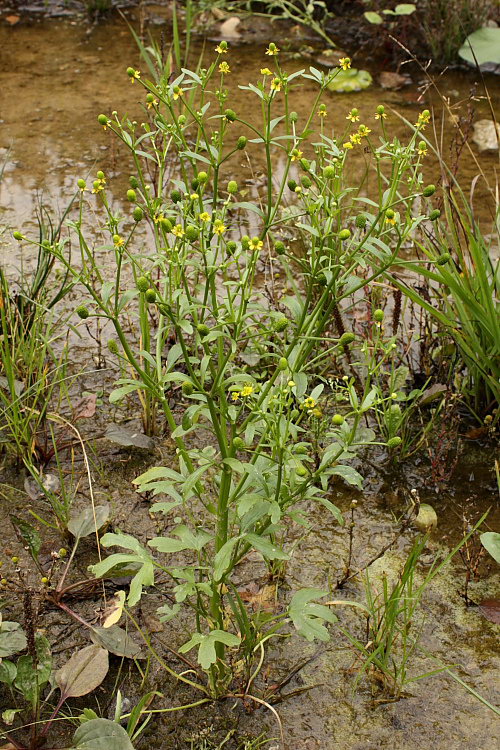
left=364, top=11, right=383, bottom=24
left=56, top=645, right=109, bottom=699
left=329, top=465, right=364, bottom=489
left=394, top=4, right=416, bottom=15
left=289, top=588, right=337, bottom=642
left=148, top=525, right=212, bottom=554
left=0, top=660, right=16, bottom=685
left=327, top=68, right=372, bottom=93
left=0, top=620, right=27, bottom=659
left=245, top=533, right=289, bottom=561
left=73, top=718, right=135, bottom=750
left=179, top=630, right=241, bottom=670
left=314, top=496, right=344, bottom=526
left=92, top=534, right=155, bottom=607
left=459, top=27, right=500, bottom=66
left=480, top=532, right=500, bottom=564
left=67, top=505, right=110, bottom=539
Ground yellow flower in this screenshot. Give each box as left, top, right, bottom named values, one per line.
left=302, top=396, right=316, bottom=410
left=173, top=86, right=184, bottom=101
left=375, top=105, right=387, bottom=120
left=129, top=69, right=141, bottom=83
left=339, top=57, right=351, bottom=70
left=249, top=237, right=263, bottom=250
left=358, top=124, right=371, bottom=137
left=147, top=98, right=159, bottom=109
left=417, top=142, right=428, bottom=156
left=317, top=104, right=327, bottom=118
left=215, top=41, right=228, bottom=54
left=199, top=212, right=211, bottom=222
left=415, top=109, right=430, bottom=129
left=219, top=61, right=231, bottom=74
left=343, top=142, right=353, bottom=150
left=290, top=148, right=303, bottom=162
left=91, top=178, right=106, bottom=193
left=270, top=77, right=282, bottom=92
left=346, top=108, right=359, bottom=123
left=213, top=220, right=227, bottom=235
left=231, top=391, right=240, bottom=402
left=385, top=211, right=396, bottom=226
left=260, top=67, right=273, bottom=76
left=266, top=43, right=280, bottom=56
left=349, top=133, right=362, bottom=145
left=113, top=235, right=125, bottom=247
left=241, top=385, right=254, bottom=397
left=172, top=224, right=185, bottom=237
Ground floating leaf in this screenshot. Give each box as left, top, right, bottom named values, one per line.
left=67, top=505, right=110, bottom=539
left=480, top=532, right=500, bottom=565
left=0, top=621, right=27, bottom=659
left=459, top=27, right=500, bottom=67
left=90, top=626, right=143, bottom=659
left=56, top=645, right=109, bottom=699
left=73, top=718, right=135, bottom=750
left=105, top=424, right=155, bottom=450
left=327, top=68, right=372, bottom=93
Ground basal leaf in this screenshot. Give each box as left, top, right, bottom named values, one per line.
left=56, top=645, right=109, bottom=699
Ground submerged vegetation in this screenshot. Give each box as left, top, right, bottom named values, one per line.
left=0, top=2, right=499, bottom=749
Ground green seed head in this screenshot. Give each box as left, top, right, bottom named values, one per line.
left=274, top=240, right=286, bottom=255
left=289, top=111, right=298, bottom=123
left=423, top=184, right=436, bottom=197
left=197, top=323, right=210, bottom=337
left=332, top=414, right=344, bottom=426
left=241, top=235, right=250, bottom=249
left=126, top=189, right=136, bottom=202
left=429, top=209, right=441, bottom=221
left=227, top=180, right=238, bottom=194
left=13, top=231, right=23, bottom=241
left=355, top=214, right=367, bottom=229
left=387, top=436, right=402, bottom=448
left=287, top=179, right=298, bottom=191
left=132, top=206, right=144, bottom=222
left=385, top=208, right=395, bottom=219
left=137, top=276, right=149, bottom=292
left=77, top=179, right=86, bottom=190
left=129, top=176, right=139, bottom=188
left=145, top=288, right=157, bottom=303
left=339, top=332, right=355, bottom=346
left=171, top=189, right=182, bottom=203
left=373, top=308, right=384, bottom=322
left=301, top=176, right=312, bottom=189
left=11, top=557, right=19, bottom=564
left=338, top=229, right=351, bottom=241
left=275, top=317, right=289, bottom=333
left=178, top=114, right=186, bottom=125
left=290, top=409, right=299, bottom=420
left=146, top=93, right=155, bottom=103
left=278, top=356, right=288, bottom=371
left=300, top=158, right=310, bottom=171
left=108, top=339, right=119, bottom=354
left=98, top=114, right=109, bottom=126
left=233, top=436, right=245, bottom=450
left=185, top=225, right=200, bottom=242
left=296, top=463, right=308, bottom=477
left=237, top=136, right=247, bottom=150
left=226, top=240, right=237, bottom=255
left=160, top=217, right=172, bottom=232
left=75, top=305, right=90, bottom=320
left=323, top=166, right=336, bottom=179
left=41, top=576, right=49, bottom=585
left=96, top=170, right=105, bottom=180
left=224, top=108, right=236, bottom=122
left=182, top=380, right=194, bottom=396
left=197, top=171, right=208, bottom=184
left=436, top=252, right=451, bottom=265
left=59, top=548, right=68, bottom=557
left=376, top=105, right=385, bottom=115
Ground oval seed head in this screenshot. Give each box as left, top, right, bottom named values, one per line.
left=77, top=179, right=86, bottom=190
left=108, top=339, right=119, bottom=354
left=355, top=214, right=367, bottom=229
left=323, top=166, right=336, bottom=179
left=241, top=235, right=250, bottom=250
left=338, top=229, right=351, bottom=241
left=13, top=231, right=23, bottom=241
left=275, top=317, right=289, bottom=333
left=75, top=305, right=90, bottom=320
left=127, top=189, right=136, bottom=202
left=185, top=225, right=199, bottom=242
left=278, top=357, right=288, bottom=371
left=301, top=176, right=312, bottom=189
left=197, top=323, right=210, bottom=337
left=339, top=332, right=355, bottom=346
left=227, top=180, right=238, bottom=194
left=137, top=276, right=149, bottom=292
left=145, top=288, right=157, bottom=303
left=96, top=170, right=105, bottom=180
left=274, top=240, right=286, bottom=255
left=233, top=437, right=245, bottom=450
left=226, top=241, right=237, bottom=255
left=387, top=436, right=402, bottom=448
left=436, top=252, right=451, bottom=265
left=373, top=308, right=384, bottom=322
left=332, top=414, right=344, bottom=425
left=133, top=206, right=144, bottom=222
left=224, top=109, right=236, bottom=122
left=429, top=209, right=441, bottom=221
left=197, top=171, right=208, bottom=184
left=160, top=217, right=172, bottom=232
left=98, top=113, right=109, bottom=126
left=237, top=136, right=247, bottom=150
left=59, top=548, right=67, bottom=557
left=423, top=184, right=436, bottom=197
left=287, top=179, right=298, bottom=191
left=182, top=380, right=194, bottom=396
left=171, top=189, right=182, bottom=203
left=129, top=175, right=139, bottom=188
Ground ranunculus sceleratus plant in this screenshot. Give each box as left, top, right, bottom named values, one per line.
left=39, top=41, right=439, bottom=698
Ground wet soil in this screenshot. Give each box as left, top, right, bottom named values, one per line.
left=0, top=7, right=499, bottom=750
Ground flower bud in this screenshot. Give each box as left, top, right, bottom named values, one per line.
left=182, top=380, right=194, bottom=396
left=160, top=217, right=172, bottom=231
left=178, top=114, right=187, bottom=125
left=197, top=323, right=210, bottom=337
left=332, top=414, right=344, bottom=425
left=13, top=231, right=23, bottom=241
left=290, top=111, right=298, bottom=123
left=197, top=171, right=208, bottom=184
left=278, top=357, right=288, bottom=370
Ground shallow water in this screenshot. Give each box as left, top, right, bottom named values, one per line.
left=0, top=8, right=499, bottom=750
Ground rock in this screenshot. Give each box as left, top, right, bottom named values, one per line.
left=472, top=119, right=500, bottom=152
left=218, top=16, right=241, bottom=42
left=315, top=48, right=347, bottom=68
left=378, top=71, right=412, bottom=90
left=414, top=503, right=438, bottom=532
